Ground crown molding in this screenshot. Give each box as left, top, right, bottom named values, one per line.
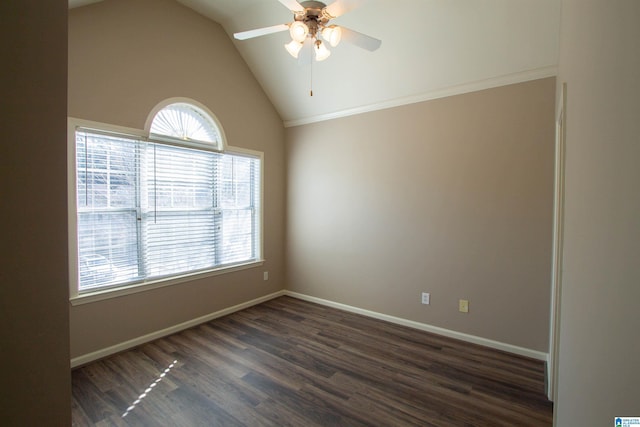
left=284, top=65, right=558, bottom=128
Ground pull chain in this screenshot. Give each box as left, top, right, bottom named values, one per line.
left=310, top=45, right=314, bottom=96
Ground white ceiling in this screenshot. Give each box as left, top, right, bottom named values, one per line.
left=69, top=0, right=561, bottom=126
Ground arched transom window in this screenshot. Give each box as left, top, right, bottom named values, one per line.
left=149, top=102, right=223, bottom=149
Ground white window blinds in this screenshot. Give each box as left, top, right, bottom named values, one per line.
left=75, top=128, right=261, bottom=292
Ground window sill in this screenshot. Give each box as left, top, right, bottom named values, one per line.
left=69, top=260, right=264, bottom=306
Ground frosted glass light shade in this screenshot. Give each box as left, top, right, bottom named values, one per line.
left=284, top=40, right=304, bottom=58
left=289, top=21, right=309, bottom=42
left=322, top=25, right=342, bottom=47
left=314, top=41, right=331, bottom=61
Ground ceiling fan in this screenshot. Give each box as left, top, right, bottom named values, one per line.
left=233, top=0, right=382, bottom=62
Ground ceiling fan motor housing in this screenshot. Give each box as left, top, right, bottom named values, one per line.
left=295, top=1, right=332, bottom=36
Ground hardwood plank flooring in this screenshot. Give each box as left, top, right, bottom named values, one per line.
left=72, top=296, right=553, bottom=426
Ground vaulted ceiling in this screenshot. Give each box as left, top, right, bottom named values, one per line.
left=69, top=0, right=561, bottom=126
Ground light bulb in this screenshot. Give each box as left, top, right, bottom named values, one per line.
left=289, top=21, right=309, bottom=43
left=314, top=40, right=331, bottom=61
left=284, top=39, right=304, bottom=58
left=322, top=25, right=342, bottom=47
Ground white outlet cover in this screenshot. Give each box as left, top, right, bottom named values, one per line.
left=421, top=292, right=430, bottom=305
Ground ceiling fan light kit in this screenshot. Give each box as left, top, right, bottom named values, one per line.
left=313, top=39, right=331, bottom=61
left=289, top=20, right=310, bottom=42
left=233, top=0, right=381, bottom=63
left=284, top=39, right=304, bottom=58
left=322, top=25, right=342, bottom=47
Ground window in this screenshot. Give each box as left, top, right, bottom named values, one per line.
left=69, top=102, right=262, bottom=298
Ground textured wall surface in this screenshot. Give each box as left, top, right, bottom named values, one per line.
left=0, top=0, right=71, bottom=424
left=68, top=0, right=285, bottom=359
left=286, top=78, right=555, bottom=352
left=555, top=1, right=640, bottom=425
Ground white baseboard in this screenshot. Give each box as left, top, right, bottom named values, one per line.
left=70, top=290, right=286, bottom=368
left=71, top=289, right=547, bottom=368
left=284, top=291, right=548, bottom=361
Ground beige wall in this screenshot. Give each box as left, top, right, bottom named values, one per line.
left=0, top=0, right=71, bottom=424
left=555, top=1, right=640, bottom=425
left=286, top=78, right=555, bottom=352
left=68, top=0, right=286, bottom=358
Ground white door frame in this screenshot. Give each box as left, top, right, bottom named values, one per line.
left=547, top=82, right=567, bottom=401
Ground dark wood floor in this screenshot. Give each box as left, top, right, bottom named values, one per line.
left=72, top=296, right=553, bottom=426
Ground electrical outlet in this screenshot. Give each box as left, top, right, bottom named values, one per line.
left=421, top=292, right=430, bottom=305
left=459, top=299, right=469, bottom=313
left=263, top=271, right=269, bottom=281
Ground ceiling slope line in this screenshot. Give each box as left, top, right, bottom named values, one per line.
left=283, top=65, right=558, bottom=128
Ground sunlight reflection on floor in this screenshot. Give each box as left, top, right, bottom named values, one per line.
left=122, top=359, right=178, bottom=418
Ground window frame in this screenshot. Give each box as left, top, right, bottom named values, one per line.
left=67, top=116, right=264, bottom=305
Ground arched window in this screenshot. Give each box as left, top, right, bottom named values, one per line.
left=149, top=102, right=224, bottom=150
left=69, top=100, right=262, bottom=299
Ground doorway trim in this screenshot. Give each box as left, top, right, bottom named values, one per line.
left=547, top=82, right=567, bottom=401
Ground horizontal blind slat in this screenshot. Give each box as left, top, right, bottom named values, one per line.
left=75, top=128, right=260, bottom=292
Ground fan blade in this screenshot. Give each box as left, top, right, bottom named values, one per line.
left=340, top=26, right=381, bottom=51
left=278, top=0, right=305, bottom=13
left=234, top=24, right=289, bottom=40
left=324, top=0, right=363, bottom=18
